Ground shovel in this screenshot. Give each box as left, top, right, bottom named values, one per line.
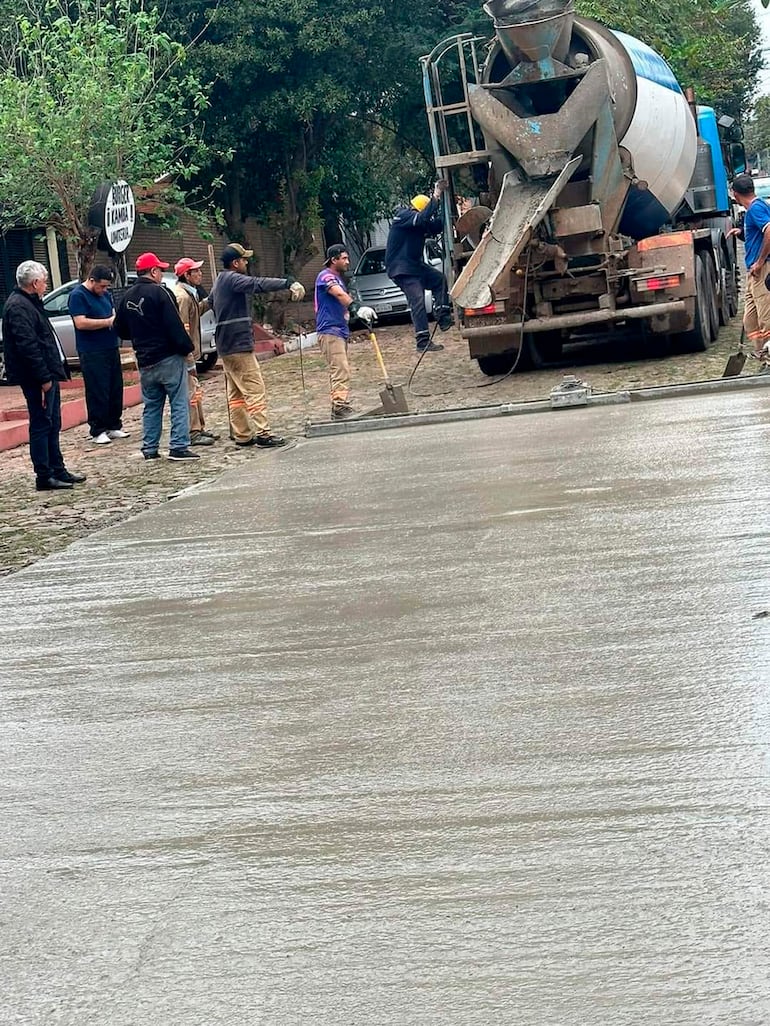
left=722, top=327, right=748, bottom=377
left=366, top=330, right=409, bottom=415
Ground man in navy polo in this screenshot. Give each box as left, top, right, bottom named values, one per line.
left=68, top=264, right=128, bottom=445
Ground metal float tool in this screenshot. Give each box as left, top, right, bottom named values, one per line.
left=364, top=330, right=409, bottom=415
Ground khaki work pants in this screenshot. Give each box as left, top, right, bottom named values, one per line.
left=221, top=352, right=270, bottom=441
left=318, top=333, right=351, bottom=405
left=187, top=364, right=205, bottom=433
left=743, top=267, right=770, bottom=353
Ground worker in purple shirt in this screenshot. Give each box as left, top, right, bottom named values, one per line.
left=314, top=244, right=376, bottom=421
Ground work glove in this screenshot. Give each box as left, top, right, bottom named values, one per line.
left=350, top=301, right=377, bottom=328
left=288, top=280, right=305, bottom=302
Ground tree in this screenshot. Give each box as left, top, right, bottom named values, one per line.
left=578, top=0, right=762, bottom=121
left=167, top=0, right=489, bottom=271
left=0, top=0, right=214, bottom=277
left=744, top=94, right=770, bottom=169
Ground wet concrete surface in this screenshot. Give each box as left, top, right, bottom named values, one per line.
left=1, top=390, right=769, bottom=1025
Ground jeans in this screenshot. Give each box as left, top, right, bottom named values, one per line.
left=139, top=355, right=190, bottom=454
left=392, top=265, right=449, bottom=342
left=21, top=380, right=65, bottom=481
left=78, top=347, right=124, bottom=436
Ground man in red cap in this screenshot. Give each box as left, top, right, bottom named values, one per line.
left=173, top=257, right=217, bottom=447
left=114, top=253, right=198, bottom=461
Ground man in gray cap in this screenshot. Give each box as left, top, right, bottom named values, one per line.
left=210, top=243, right=305, bottom=448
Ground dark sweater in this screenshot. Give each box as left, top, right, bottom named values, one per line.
left=1, top=288, right=70, bottom=387
left=385, top=198, right=444, bottom=277
left=209, top=270, right=290, bottom=355
left=114, top=276, right=193, bottom=369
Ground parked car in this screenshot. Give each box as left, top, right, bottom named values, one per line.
left=752, top=176, right=770, bottom=200
left=0, top=272, right=217, bottom=383
left=348, top=242, right=444, bottom=321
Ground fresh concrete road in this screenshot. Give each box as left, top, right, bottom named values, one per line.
left=1, top=390, right=769, bottom=1026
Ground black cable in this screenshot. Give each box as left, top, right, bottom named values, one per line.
left=407, top=247, right=533, bottom=398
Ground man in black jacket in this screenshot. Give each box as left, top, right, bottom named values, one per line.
left=385, top=179, right=453, bottom=353
left=1, top=260, right=86, bottom=491
left=114, top=253, right=198, bottom=461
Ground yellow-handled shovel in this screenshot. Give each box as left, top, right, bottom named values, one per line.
left=369, top=330, right=409, bottom=414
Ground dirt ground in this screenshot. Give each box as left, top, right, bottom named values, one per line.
left=0, top=313, right=755, bottom=576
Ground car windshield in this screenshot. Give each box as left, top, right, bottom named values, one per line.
left=754, top=178, right=770, bottom=200
left=355, top=250, right=386, bottom=276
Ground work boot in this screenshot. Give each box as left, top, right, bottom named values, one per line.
left=190, top=431, right=216, bottom=446
left=255, top=433, right=288, bottom=448
left=435, top=306, right=454, bottom=332
left=416, top=340, right=444, bottom=353
left=331, top=403, right=356, bottom=421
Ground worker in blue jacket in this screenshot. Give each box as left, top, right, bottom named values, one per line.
left=385, top=179, right=453, bottom=353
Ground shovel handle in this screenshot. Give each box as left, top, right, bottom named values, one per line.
left=369, top=331, right=391, bottom=385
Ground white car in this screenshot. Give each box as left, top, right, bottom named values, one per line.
left=0, top=272, right=217, bottom=382
left=349, top=242, right=444, bottom=321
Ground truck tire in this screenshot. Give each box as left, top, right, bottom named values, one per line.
left=703, top=254, right=719, bottom=341
left=717, top=248, right=735, bottom=326
left=674, top=252, right=712, bottom=353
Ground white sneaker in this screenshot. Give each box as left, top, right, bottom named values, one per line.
left=93, top=431, right=112, bottom=445
left=107, top=429, right=131, bottom=439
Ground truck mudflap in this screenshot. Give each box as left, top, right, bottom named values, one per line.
left=463, top=300, right=687, bottom=356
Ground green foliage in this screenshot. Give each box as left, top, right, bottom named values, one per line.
left=578, top=0, right=762, bottom=120
left=0, top=0, right=214, bottom=272
left=744, top=94, right=770, bottom=165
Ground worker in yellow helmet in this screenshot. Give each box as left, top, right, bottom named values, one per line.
left=385, top=179, right=453, bottom=353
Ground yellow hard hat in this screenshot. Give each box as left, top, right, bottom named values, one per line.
left=410, top=194, right=431, bottom=212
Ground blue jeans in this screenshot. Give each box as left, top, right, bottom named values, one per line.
left=392, top=265, right=448, bottom=343
left=139, top=355, right=190, bottom=454
left=21, top=380, right=65, bottom=481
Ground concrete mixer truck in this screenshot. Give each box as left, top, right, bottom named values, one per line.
left=420, top=0, right=746, bottom=373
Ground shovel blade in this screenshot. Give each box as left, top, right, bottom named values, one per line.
left=380, top=383, right=409, bottom=414
left=722, top=351, right=747, bottom=378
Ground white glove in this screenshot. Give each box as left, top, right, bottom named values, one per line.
left=356, top=305, right=377, bottom=328
left=288, top=281, right=305, bottom=302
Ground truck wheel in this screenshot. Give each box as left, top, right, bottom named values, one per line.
left=717, top=251, right=735, bottom=326
left=726, top=263, right=739, bottom=320
left=703, top=254, right=719, bottom=341
left=674, top=252, right=712, bottom=353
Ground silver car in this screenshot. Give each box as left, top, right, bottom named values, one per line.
left=349, top=243, right=443, bottom=321
left=0, top=272, right=217, bottom=382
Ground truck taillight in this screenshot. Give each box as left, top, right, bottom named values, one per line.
left=464, top=302, right=499, bottom=315
left=637, top=274, right=682, bottom=292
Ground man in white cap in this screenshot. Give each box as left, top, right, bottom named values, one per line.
left=209, top=243, right=305, bottom=448
left=172, top=256, right=218, bottom=446
left=385, top=179, right=453, bottom=352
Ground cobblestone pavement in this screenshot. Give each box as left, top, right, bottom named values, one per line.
left=0, top=314, right=754, bottom=576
